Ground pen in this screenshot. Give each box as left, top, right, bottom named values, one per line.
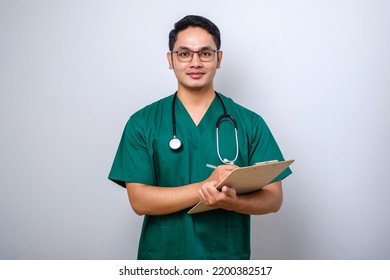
left=206, top=164, right=217, bottom=169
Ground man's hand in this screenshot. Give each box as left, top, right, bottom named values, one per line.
left=198, top=181, right=238, bottom=211
left=207, top=164, right=238, bottom=183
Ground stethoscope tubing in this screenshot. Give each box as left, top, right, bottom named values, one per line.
left=169, top=91, right=239, bottom=164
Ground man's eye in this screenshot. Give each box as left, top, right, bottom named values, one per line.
left=178, top=51, right=190, bottom=57
left=200, top=51, right=212, bottom=57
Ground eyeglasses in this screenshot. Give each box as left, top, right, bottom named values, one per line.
left=171, top=49, right=218, bottom=62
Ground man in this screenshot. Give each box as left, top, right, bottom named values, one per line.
left=109, top=15, right=291, bottom=259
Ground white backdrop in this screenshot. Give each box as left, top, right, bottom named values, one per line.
left=1, top=0, right=389, bottom=259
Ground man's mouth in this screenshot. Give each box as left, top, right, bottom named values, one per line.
left=187, top=72, right=205, bottom=79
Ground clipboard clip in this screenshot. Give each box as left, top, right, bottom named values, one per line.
left=254, top=160, right=278, bottom=166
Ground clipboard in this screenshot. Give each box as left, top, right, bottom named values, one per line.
left=188, top=159, right=294, bottom=214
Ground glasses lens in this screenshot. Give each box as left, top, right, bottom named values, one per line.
left=176, top=50, right=192, bottom=62
left=199, top=50, right=215, bottom=62
left=175, top=50, right=216, bottom=62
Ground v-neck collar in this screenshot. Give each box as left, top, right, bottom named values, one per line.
left=175, top=95, right=223, bottom=135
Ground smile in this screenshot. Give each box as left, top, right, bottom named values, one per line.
left=187, top=72, right=205, bottom=79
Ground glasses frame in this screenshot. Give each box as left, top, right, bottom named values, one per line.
left=171, top=49, right=219, bottom=62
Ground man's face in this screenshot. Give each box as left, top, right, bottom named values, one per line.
left=167, top=27, right=222, bottom=93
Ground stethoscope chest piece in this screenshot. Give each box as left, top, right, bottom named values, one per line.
left=169, top=136, right=182, bottom=150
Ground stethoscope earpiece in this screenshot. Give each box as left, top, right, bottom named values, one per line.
left=223, top=159, right=233, bottom=164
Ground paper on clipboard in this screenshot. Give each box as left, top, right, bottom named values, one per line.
left=188, top=159, right=294, bottom=214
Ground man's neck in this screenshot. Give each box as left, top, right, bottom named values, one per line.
left=176, top=87, right=216, bottom=126
left=176, top=84, right=215, bottom=107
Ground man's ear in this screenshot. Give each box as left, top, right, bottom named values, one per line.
left=217, top=50, right=223, bottom=68
left=167, top=52, right=174, bottom=69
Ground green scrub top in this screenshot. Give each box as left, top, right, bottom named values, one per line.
left=109, top=93, right=291, bottom=260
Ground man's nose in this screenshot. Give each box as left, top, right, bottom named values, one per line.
left=189, top=52, right=203, bottom=66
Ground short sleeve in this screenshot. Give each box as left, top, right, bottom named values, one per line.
left=108, top=117, right=155, bottom=188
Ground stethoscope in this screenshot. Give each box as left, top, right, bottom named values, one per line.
left=169, top=91, right=239, bottom=164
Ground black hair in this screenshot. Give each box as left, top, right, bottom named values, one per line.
left=168, top=15, right=221, bottom=51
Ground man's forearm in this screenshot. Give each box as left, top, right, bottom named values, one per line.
left=125, top=182, right=204, bottom=215
left=232, top=181, right=283, bottom=215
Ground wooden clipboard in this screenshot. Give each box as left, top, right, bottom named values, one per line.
left=188, top=159, right=294, bottom=214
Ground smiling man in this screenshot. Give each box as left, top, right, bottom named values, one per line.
left=108, top=15, right=291, bottom=260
